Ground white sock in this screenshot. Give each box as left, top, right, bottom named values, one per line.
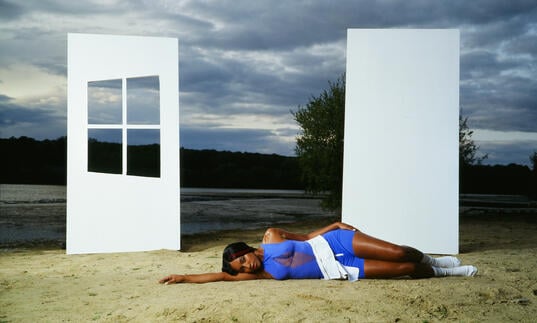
left=421, top=255, right=461, bottom=268
left=432, top=265, right=478, bottom=277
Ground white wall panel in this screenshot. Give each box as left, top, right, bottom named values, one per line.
left=342, top=29, right=459, bottom=254
left=67, top=34, right=180, bottom=254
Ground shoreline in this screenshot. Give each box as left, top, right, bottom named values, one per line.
left=2, top=214, right=537, bottom=321
left=2, top=185, right=537, bottom=321
left=4, top=211, right=537, bottom=251
left=3, top=183, right=537, bottom=249
left=1, top=184, right=337, bottom=247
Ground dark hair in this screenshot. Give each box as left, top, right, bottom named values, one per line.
left=222, top=242, right=256, bottom=275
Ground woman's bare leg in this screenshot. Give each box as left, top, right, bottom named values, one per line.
left=363, top=259, right=434, bottom=278
left=352, top=230, right=423, bottom=262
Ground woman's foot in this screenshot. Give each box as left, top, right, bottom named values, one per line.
left=432, top=265, right=478, bottom=277
left=434, top=256, right=461, bottom=268
left=421, top=255, right=461, bottom=268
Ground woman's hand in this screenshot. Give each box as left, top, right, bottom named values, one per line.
left=336, top=222, right=358, bottom=232
left=159, top=274, right=185, bottom=285
left=303, top=221, right=359, bottom=240
left=159, top=272, right=241, bottom=284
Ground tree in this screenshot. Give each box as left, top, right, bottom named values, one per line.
left=529, top=151, right=537, bottom=200
left=294, top=77, right=487, bottom=209
left=293, top=76, right=345, bottom=210
left=459, top=116, right=487, bottom=167
left=530, top=151, right=537, bottom=172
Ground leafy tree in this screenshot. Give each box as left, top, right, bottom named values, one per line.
left=459, top=116, right=487, bottom=167
left=294, top=77, right=489, bottom=209
left=293, top=76, right=345, bottom=210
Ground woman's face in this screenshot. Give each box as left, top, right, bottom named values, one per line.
left=229, top=251, right=262, bottom=274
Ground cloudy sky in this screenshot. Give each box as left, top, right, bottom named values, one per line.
left=1, top=0, right=537, bottom=166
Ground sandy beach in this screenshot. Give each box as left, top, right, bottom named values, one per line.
left=1, top=215, right=536, bottom=322
left=1, top=185, right=537, bottom=322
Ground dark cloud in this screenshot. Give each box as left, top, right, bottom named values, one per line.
left=0, top=94, right=66, bottom=139
left=462, top=16, right=534, bottom=49
left=179, top=51, right=333, bottom=118
left=448, top=0, right=537, bottom=25
left=1, top=1, right=537, bottom=163
left=13, top=0, right=129, bottom=16
left=179, top=41, right=345, bottom=120
left=181, top=1, right=537, bottom=51
left=462, top=73, right=537, bottom=132
left=35, top=60, right=67, bottom=77
left=505, top=33, right=537, bottom=56
left=461, top=50, right=518, bottom=80
left=0, top=0, right=23, bottom=20
left=0, top=95, right=56, bottom=126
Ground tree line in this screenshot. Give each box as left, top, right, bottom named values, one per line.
left=0, top=136, right=302, bottom=189
left=2, top=136, right=67, bottom=185
left=1, top=135, right=536, bottom=199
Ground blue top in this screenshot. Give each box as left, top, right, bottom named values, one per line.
left=261, top=240, right=322, bottom=280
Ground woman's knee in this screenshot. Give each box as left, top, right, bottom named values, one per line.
left=394, top=262, right=432, bottom=278
left=409, top=263, right=434, bottom=278
left=393, top=246, right=422, bottom=262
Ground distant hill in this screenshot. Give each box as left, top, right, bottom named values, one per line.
left=180, top=148, right=302, bottom=189
left=0, top=136, right=303, bottom=189
left=1, top=136, right=67, bottom=185
left=1, top=136, right=535, bottom=197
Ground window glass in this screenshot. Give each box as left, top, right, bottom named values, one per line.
left=127, top=129, right=160, bottom=177
left=127, top=76, right=160, bottom=124
left=88, top=129, right=122, bottom=174
left=87, top=76, right=161, bottom=177
left=88, top=79, right=122, bottom=124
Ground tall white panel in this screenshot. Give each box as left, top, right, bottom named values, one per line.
left=67, top=33, right=180, bottom=254
left=342, top=29, right=459, bottom=254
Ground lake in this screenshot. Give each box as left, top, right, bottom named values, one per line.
left=0, top=184, right=332, bottom=247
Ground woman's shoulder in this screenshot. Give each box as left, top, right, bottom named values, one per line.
left=262, top=227, right=286, bottom=244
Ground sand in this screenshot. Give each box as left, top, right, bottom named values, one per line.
left=1, top=215, right=537, bottom=322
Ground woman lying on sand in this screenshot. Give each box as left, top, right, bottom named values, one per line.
left=159, top=222, right=477, bottom=284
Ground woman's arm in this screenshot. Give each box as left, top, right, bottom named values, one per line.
left=304, top=221, right=357, bottom=239
left=263, top=222, right=357, bottom=243
left=159, top=271, right=269, bottom=284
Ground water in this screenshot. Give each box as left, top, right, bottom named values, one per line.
left=181, top=187, right=305, bottom=195
left=0, top=184, right=67, bottom=245
left=0, top=184, right=330, bottom=246
left=0, top=184, right=66, bottom=203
